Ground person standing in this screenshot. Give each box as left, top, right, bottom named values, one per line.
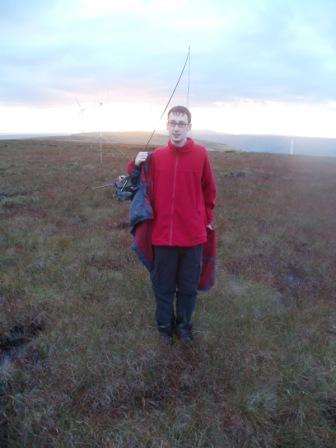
left=129, top=105, right=216, bottom=344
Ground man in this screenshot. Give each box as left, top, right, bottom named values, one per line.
left=129, top=105, right=216, bottom=344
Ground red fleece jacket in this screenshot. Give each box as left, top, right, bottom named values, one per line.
left=128, top=138, right=216, bottom=247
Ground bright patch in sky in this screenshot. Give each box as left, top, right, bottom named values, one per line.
left=1, top=0, right=336, bottom=138
left=2, top=100, right=336, bottom=139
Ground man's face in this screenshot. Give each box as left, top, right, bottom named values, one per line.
left=167, top=112, right=191, bottom=146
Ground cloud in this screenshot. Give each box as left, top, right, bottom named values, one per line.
left=188, top=0, right=336, bottom=104
left=1, top=0, right=336, bottom=110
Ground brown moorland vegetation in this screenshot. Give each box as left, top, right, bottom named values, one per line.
left=0, top=138, right=336, bottom=447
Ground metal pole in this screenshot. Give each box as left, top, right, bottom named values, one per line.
left=290, top=138, right=294, bottom=155
left=144, top=46, right=191, bottom=150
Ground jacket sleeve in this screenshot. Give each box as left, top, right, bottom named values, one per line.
left=202, top=153, right=216, bottom=225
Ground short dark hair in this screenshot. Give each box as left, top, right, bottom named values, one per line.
left=168, top=105, right=191, bottom=123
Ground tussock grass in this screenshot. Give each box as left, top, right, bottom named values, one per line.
left=1, top=140, right=336, bottom=447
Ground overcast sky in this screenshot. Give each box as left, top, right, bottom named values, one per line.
left=1, top=0, right=336, bottom=136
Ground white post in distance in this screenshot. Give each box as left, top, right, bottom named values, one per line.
left=290, top=137, right=294, bottom=155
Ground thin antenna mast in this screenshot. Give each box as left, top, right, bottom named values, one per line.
left=145, top=46, right=191, bottom=149
left=187, top=45, right=191, bottom=108
left=92, top=47, right=192, bottom=190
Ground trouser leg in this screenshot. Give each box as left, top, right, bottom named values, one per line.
left=150, top=246, right=178, bottom=334
left=176, top=245, right=203, bottom=330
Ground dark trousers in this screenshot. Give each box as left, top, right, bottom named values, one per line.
left=150, top=245, right=203, bottom=333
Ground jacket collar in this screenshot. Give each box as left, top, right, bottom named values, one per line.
left=168, top=137, right=194, bottom=152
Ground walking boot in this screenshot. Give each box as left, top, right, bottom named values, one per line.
left=175, top=323, right=193, bottom=344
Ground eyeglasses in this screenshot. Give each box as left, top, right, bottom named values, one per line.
left=167, top=121, right=189, bottom=128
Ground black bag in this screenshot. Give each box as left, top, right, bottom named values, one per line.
left=114, top=167, right=140, bottom=201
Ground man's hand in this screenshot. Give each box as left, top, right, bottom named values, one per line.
left=135, top=151, right=149, bottom=166
left=207, top=223, right=215, bottom=231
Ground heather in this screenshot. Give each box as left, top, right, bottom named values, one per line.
left=1, top=139, right=336, bottom=447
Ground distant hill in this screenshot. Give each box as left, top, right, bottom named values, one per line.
left=53, top=131, right=239, bottom=153
left=191, top=131, right=336, bottom=158
left=53, top=131, right=336, bottom=157
left=2, top=130, right=335, bottom=157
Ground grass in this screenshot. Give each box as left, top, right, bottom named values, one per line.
left=0, top=139, right=336, bottom=447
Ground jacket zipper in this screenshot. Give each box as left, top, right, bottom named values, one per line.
left=169, top=152, right=179, bottom=245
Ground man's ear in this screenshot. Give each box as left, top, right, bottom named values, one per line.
left=188, top=123, right=192, bottom=131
